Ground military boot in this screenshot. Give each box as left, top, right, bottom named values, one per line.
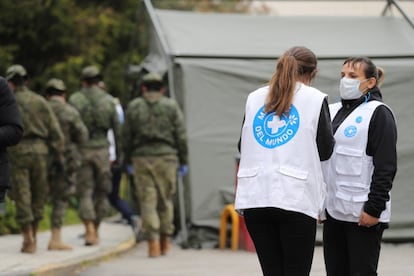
left=83, top=220, right=99, bottom=246
left=160, top=234, right=171, bottom=255
left=48, top=228, right=73, bottom=250
left=21, top=224, right=36, bottom=254
left=148, top=239, right=161, bottom=258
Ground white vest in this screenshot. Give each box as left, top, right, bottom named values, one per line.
left=234, top=83, right=326, bottom=219
left=325, top=100, right=391, bottom=223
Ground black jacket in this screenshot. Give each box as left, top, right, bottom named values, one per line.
left=0, top=77, right=23, bottom=200
left=332, top=87, right=397, bottom=218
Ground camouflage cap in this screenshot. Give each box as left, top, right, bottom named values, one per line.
left=142, top=72, right=163, bottom=83
left=46, top=78, right=66, bottom=91
left=81, top=65, right=101, bottom=79
left=6, top=64, right=27, bottom=80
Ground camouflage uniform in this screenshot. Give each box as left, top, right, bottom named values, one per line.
left=46, top=79, right=89, bottom=229
left=123, top=72, right=188, bottom=257
left=69, top=65, right=121, bottom=245
left=6, top=65, right=65, bottom=253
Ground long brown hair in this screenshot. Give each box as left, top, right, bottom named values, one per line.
left=265, top=46, right=318, bottom=115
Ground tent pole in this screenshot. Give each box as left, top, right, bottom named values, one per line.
left=381, top=0, right=392, bottom=16
left=382, top=0, right=414, bottom=29
left=142, top=0, right=177, bottom=100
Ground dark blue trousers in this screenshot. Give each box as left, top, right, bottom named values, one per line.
left=108, top=166, right=134, bottom=225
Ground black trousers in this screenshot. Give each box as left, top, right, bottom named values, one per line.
left=244, top=207, right=317, bottom=276
left=323, top=212, right=385, bottom=276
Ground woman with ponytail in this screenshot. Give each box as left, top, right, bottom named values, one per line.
left=322, top=57, right=397, bottom=276
left=235, top=46, right=335, bottom=276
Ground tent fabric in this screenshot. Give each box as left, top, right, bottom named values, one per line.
left=140, top=8, right=414, bottom=242
left=156, top=9, right=414, bottom=58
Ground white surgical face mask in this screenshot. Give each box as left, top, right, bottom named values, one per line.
left=339, top=77, right=366, bottom=100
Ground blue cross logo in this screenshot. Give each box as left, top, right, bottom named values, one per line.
left=253, top=105, right=300, bottom=149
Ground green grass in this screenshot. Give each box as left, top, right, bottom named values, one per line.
left=38, top=203, right=81, bottom=231
left=0, top=197, right=81, bottom=235
left=0, top=173, right=135, bottom=235
left=0, top=197, right=19, bottom=234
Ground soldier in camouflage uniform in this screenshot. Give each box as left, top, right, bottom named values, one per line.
left=45, top=78, right=89, bottom=250
left=123, top=72, right=188, bottom=258
left=6, top=65, right=65, bottom=254
left=69, top=65, right=121, bottom=246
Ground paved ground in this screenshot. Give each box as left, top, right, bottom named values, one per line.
left=0, top=220, right=135, bottom=276
left=0, top=219, right=414, bottom=276
left=80, top=240, right=414, bottom=276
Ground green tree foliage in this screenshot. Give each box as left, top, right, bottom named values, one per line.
left=152, top=0, right=244, bottom=13
left=0, top=0, right=244, bottom=104
left=0, top=0, right=142, bottom=103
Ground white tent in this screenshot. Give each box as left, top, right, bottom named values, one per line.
left=136, top=0, right=414, bottom=244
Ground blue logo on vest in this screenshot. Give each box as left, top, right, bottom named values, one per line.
left=253, top=105, right=300, bottom=149
left=344, top=125, right=357, bottom=137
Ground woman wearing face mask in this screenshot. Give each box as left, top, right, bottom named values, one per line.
left=322, top=57, right=397, bottom=276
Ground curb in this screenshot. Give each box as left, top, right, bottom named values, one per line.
left=33, top=237, right=137, bottom=276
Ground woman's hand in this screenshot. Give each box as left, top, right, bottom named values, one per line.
left=358, top=211, right=379, bottom=228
